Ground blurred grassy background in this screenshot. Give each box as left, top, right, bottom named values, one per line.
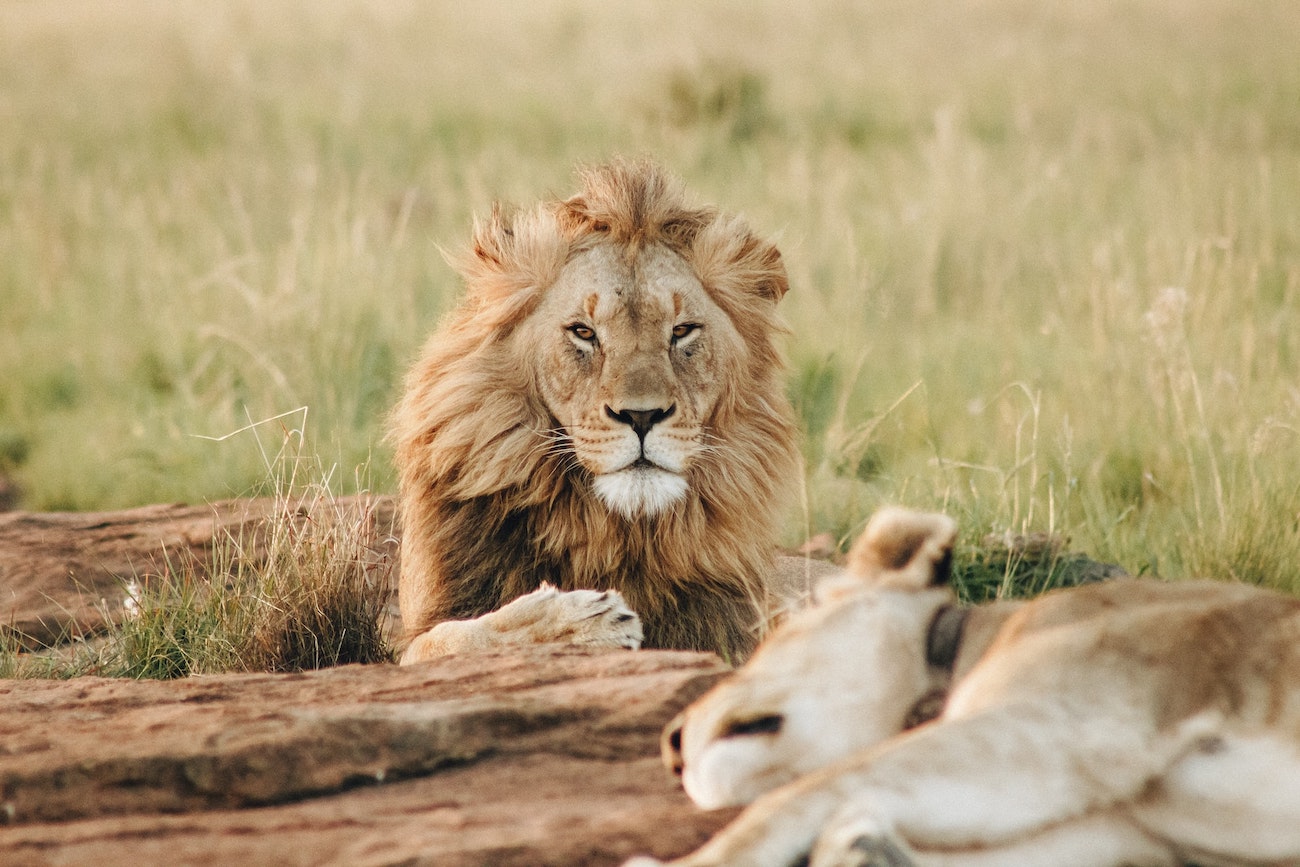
left=2, top=0, right=1298, bottom=589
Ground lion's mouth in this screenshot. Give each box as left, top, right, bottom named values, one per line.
left=592, top=462, right=688, bottom=519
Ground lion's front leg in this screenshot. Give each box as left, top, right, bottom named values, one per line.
left=399, top=583, right=643, bottom=663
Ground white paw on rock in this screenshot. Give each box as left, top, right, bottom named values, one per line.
left=490, top=583, right=644, bottom=649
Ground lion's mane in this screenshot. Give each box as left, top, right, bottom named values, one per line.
left=389, top=159, right=799, bottom=659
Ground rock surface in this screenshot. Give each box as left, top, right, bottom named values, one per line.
left=0, top=647, right=735, bottom=865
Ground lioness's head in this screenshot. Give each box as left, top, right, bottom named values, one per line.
left=663, top=508, right=958, bottom=809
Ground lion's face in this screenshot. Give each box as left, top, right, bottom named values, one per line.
left=521, top=240, right=743, bottom=519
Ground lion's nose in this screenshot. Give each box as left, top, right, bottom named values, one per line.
left=606, top=404, right=676, bottom=440
left=662, top=712, right=686, bottom=777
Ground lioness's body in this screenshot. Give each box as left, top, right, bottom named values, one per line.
left=391, top=161, right=805, bottom=662
left=644, top=509, right=1300, bottom=867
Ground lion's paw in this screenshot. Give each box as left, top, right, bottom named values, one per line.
left=811, top=814, right=915, bottom=867
left=488, top=583, right=644, bottom=650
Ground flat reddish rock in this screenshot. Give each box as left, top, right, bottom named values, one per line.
left=0, top=647, right=735, bottom=865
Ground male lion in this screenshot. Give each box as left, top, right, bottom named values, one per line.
left=631, top=508, right=1300, bottom=866
left=392, top=160, right=825, bottom=664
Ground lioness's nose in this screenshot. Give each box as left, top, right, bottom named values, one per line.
left=662, top=711, right=686, bottom=777
left=606, top=404, right=676, bottom=439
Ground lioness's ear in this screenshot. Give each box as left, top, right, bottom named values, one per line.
left=556, top=194, right=604, bottom=237
left=846, top=507, right=957, bottom=592
left=454, top=203, right=523, bottom=295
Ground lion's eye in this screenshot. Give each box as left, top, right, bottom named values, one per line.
left=568, top=323, right=596, bottom=343
left=671, top=323, right=700, bottom=343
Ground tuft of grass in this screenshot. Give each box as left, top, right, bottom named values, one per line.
left=953, top=531, right=1128, bottom=604
left=101, top=483, right=395, bottom=680
left=0, top=630, right=19, bottom=678
left=2, top=416, right=396, bottom=680
left=0, top=620, right=103, bottom=680
left=234, top=489, right=395, bottom=673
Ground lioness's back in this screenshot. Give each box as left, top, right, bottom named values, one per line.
left=975, top=578, right=1300, bottom=727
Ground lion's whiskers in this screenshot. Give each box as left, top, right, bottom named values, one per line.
left=392, top=159, right=800, bottom=670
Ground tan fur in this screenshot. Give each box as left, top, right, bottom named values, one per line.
left=390, top=159, right=799, bottom=661
left=640, top=508, right=1300, bottom=867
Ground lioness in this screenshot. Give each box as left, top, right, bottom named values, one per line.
left=632, top=508, right=1300, bottom=866
left=391, top=159, right=834, bottom=663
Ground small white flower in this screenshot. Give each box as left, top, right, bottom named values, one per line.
left=123, top=580, right=142, bottom=619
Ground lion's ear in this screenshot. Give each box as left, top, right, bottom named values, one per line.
left=846, top=508, right=957, bottom=592
left=690, top=218, right=789, bottom=306
left=747, top=236, right=788, bottom=302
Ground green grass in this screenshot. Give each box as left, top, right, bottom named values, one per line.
left=103, top=481, right=394, bottom=678
left=2, top=0, right=1298, bottom=605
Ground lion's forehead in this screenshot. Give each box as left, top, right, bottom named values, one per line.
left=549, top=242, right=711, bottom=327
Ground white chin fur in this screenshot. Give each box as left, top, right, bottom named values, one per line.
left=593, top=467, right=688, bottom=519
